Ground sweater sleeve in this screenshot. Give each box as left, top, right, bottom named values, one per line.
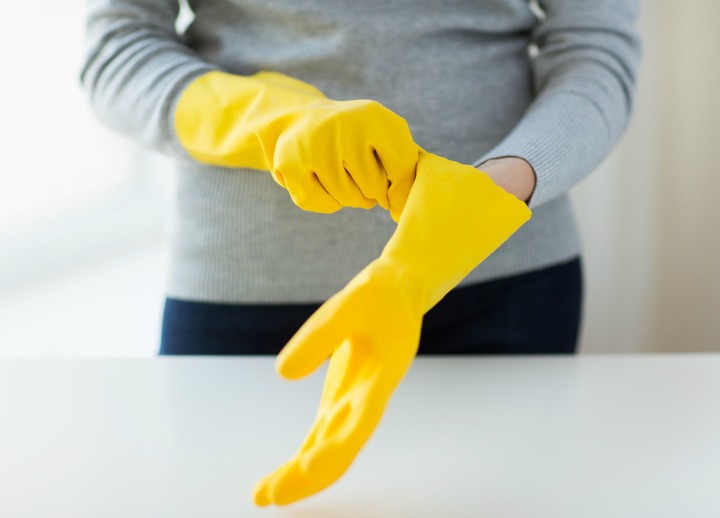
left=80, top=0, right=219, bottom=159
left=472, top=0, right=642, bottom=208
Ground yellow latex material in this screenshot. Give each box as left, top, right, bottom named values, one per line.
left=253, top=151, right=532, bottom=506
left=174, top=71, right=418, bottom=220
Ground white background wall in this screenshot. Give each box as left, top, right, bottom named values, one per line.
left=0, top=0, right=718, bottom=357
left=573, top=0, right=720, bottom=353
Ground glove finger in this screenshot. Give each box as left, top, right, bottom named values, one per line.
left=276, top=298, right=347, bottom=380
left=317, top=339, right=359, bottom=409
left=252, top=458, right=302, bottom=507
left=343, top=147, right=391, bottom=211
left=302, top=327, right=418, bottom=474
left=254, top=408, right=353, bottom=507
left=269, top=168, right=287, bottom=188
left=252, top=471, right=275, bottom=506
left=314, top=166, right=377, bottom=210
left=265, top=457, right=338, bottom=506
left=377, top=143, right=417, bottom=223
left=281, top=170, right=343, bottom=214
left=273, top=129, right=342, bottom=213
left=300, top=376, right=388, bottom=478
left=253, top=393, right=346, bottom=507
left=371, top=122, right=418, bottom=222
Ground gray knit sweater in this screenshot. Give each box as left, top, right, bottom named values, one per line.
left=81, top=0, right=641, bottom=303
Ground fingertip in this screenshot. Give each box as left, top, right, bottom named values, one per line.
left=276, top=342, right=322, bottom=380
left=273, top=491, right=302, bottom=507
left=269, top=468, right=318, bottom=507
left=361, top=199, right=378, bottom=210
left=389, top=205, right=403, bottom=223
left=387, top=185, right=411, bottom=223
left=275, top=354, right=304, bottom=380
left=312, top=203, right=342, bottom=215
left=288, top=188, right=342, bottom=215
left=257, top=461, right=308, bottom=506
left=252, top=479, right=272, bottom=507
left=271, top=169, right=287, bottom=189
left=275, top=308, right=339, bottom=380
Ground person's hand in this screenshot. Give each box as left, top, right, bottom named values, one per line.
left=252, top=150, right=532, bottom=506
left=175, top=71, right=418, bottom=221
left=253, top=260, right=422, bottom=506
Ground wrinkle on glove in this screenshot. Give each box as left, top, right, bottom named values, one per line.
left=253, top=150, right=532, bottom=506
left=174, top=70, right=418, bottom=221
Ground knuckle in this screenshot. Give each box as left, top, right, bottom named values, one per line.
left=361, top=99, right=384, bottom=116
left=291, top=191, right=313, bottom=210
left=271, top=168, right=287, bottom=188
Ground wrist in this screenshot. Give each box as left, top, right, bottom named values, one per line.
left=476, top=156, right=536, bottom=204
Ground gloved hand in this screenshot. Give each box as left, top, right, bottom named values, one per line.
left=174, top=70, right=418, bottom=220
left=252, top=150, right=532, bottom=506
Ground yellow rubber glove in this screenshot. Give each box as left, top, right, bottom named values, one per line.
left=174, top=70, right=418, bottom=220
left=252, top=150, right=532, bottom=506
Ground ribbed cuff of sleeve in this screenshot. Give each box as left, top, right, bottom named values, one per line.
left=471, top=90, right=614, bottom=209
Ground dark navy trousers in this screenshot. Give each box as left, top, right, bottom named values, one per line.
left=160, top=258, right=582, bottom=356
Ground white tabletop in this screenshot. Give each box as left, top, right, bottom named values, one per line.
left=1, top=355, right=719, bottom=518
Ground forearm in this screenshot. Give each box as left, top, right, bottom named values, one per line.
left=81, top=0, right=218, bottom=158
left=475, top=0, right=641, bottom=208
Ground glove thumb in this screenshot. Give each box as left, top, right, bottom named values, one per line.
left=276, top=299, right=346, bottom=380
